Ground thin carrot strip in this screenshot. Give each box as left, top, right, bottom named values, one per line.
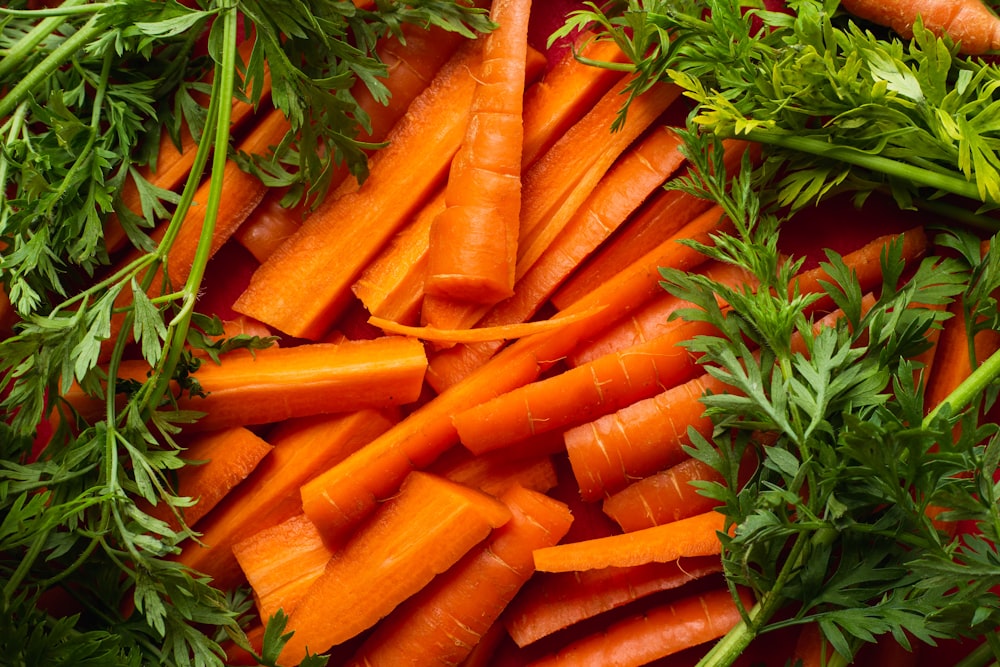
left=424, top=0, right=533, bottom=304
left=277, top=471, right=513, bottom=666
left=66, top=337, right=426, bottom=431
left=532, top=509, right=725, bottom=573
left=147, top=426, right=272, bottom=530
left=233, top=40, right=483, bottom=340
left=232, top=513, right=334, bottom=622
left=564, top=373, right=728, bottom=502
left=422, top=123, right=687, bottom=382
left=299, top=204, right=730, bottom=547
left=524, top=588, right=752, bottom=667
left=368, top=304, right=605, bottom=342
left=602, top=457, right=724, bottom=532
left=345, top=484, right=574, bottom=667
left=173, top=408, right=397, bottom=591
left=503, top=556, right=724, bottom=647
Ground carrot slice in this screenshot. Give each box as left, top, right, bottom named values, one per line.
left=233, top=40, right=483, bottom=340
left=277, top=471, right=512, bottom=665
left=532, top=509, right=725, bottom=573
left=345, top=484, right=573, bottom=667
left=424, top=0, right=533, bottom=304
left=524, top=588, right=751, bottom=667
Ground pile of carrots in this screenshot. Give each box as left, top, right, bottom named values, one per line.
left=25, top=1, right=1000, bottom=665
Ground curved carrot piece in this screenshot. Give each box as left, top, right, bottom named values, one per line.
left=345, top=484, right=573, bottom=667
left=368, top=304, right=605, bottom=342
left=840, top=0, right=1000, bottom=55
left=425, top=0, right=533, bottom=304
left=532, top=509, right=725, bottom=573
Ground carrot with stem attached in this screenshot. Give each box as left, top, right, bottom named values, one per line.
left=524, top=588, right=753, bottom=667
left=503, top=556, right=724, bottom=648
left=277, top=471, right=512, bottom=666
left=424, top=0, right=533, bottom=305
left=840, top=0, right=1000, bottom=55
left=345, top=484, right=573, bottom=667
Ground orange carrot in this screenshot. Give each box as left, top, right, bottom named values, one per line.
left=231, top=191, right=304, bottom=263
left=602, top=457, right=726, bottom=532
left=524, top=588, right=753, bottom=667
left=532, top=509, right=725, bottom=573
left=563, top=372, right=729, bottom=502
left=430, top=446, right=561, bottom=497
left=232, top=513, right=334, bottom=622
left=65, top=337, right=426, bottom=431
left=345, top=484, right=574, bottom=667
left=298, top=203, right=729, bottom=548
left=503, top=556, right=724, bottom=647
left=790, top=622, right=837, bottom=667
left=277, top=471, right=512, bottom=665
left=148, top=426, right=272, bottom=529
left=550, top=141, right=752, bottom=310
left=840, top=0, right=1000, bottom=55
left=420, top=123, right=688, bottom=386
left=369, top=304, right=607, bottom=342
left=174, top=408, right=397, bottom=591
left=233, top=40, right=483, bottom=340
left=424, top=0, right=533, bottom=304
left=452, top=316, right=716, bottom=455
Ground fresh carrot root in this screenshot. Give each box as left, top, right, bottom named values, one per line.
left=564, top=372, right=729, bottom=502
left=533, top=509, right=726, bottom=573
left=277, top=471, right=512, bottom=666
left=232, top=512, right=334, bottom=622
left=173, top=408, right=397, bottom=591
left=345, top=484, right=573, bottom=667
left=231, top=190, right=304, bottom=263
left=429, top=445, right=561, bottom=497
left=840, top=0, right=1000, bottom=55
left=524, top=587, right=753, bottom=667
left=424, top=0, right=533, bottom=305
left=503, top=556, right=724, bottom=647
left=147, top=426, right=272, bottom=530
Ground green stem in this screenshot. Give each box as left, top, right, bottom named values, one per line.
left=0, top=0, right=90, bottom=79
left=924, top=345, right=1000, bottom=426
left=0, top=102, right=29, bottom=232
left=0, top=11, right=104, bottom=120
left=739, top=128, right=995, bottom=205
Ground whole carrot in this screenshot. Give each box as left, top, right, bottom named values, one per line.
left=841, top=0, right=1000, bottom=55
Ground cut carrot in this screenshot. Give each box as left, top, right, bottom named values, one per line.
left=424, top=0, right=533, bottom=304
left=368, top=304, right=606, bottom=342
left=453, top=316, right=716, bottom=455
left=564, top=373, right=729, bottom=502
left=790, top=622, right=837, bottom=667
left=503, top=556, right=724, bottom=647
left=148, top=426, right=272, bottom=530
left=602, top=457, right=726, bottom=533
left=532, top=509, right=725, bottom=573
left=840, top=0, right=1000, bottom=55
left=173, top=408, right=397, bottom=591
left=299, top=203, right=729, bottom=547
left=232, top=513, right=334, bottom=622
left=277, top=471, right=512, bottom=665
left=233, top=40, right=483, bottom=340
left=430, top=445, right=561, bottom=497
left=231, top=191, right=304, bottom=263
left=345, top=484, right=573, bottom=667
left=524, top=588, right=752, bottom=667
left=65, top=337, right=426, bottom=431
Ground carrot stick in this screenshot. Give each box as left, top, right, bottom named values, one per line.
left=277, top=471, right=512, bottom=666
left=298, top=204, right=730, bottom=547
left=602, top=457, right=726, bottom=533
left=840, top=0, right=1000, bottom=55
left=232, top=513, right=334, bottom=622
left=563, top=373, right=728, bottom=502
left=424, top=0, right=533, bottom=304
left=524, top=588, right=752, bottom=667
left=421, top=123, right=688, bottom=387
left=429, top=446, right=560, bottom=497
left=532, top=509, right=725, bottom=573
left=147, top=426, right=272, bottom=530
left=503, top=556, right=724, bottom=647
left=368, top=304, right=606, bottom=342
left=230, top=191, right=304, bottom=263
left=233, top=40, right=483, bottom=340
left=173, top=408, right=397, bottom=591
left=351, top=32, right=627, bottom=327
left=65, top=337, right=426, bottom=431
left=345, top=484, right=574, bottom=667
left=550, top=141, right=753, bottom=310
left=453, top=316, right=716, bottom=455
